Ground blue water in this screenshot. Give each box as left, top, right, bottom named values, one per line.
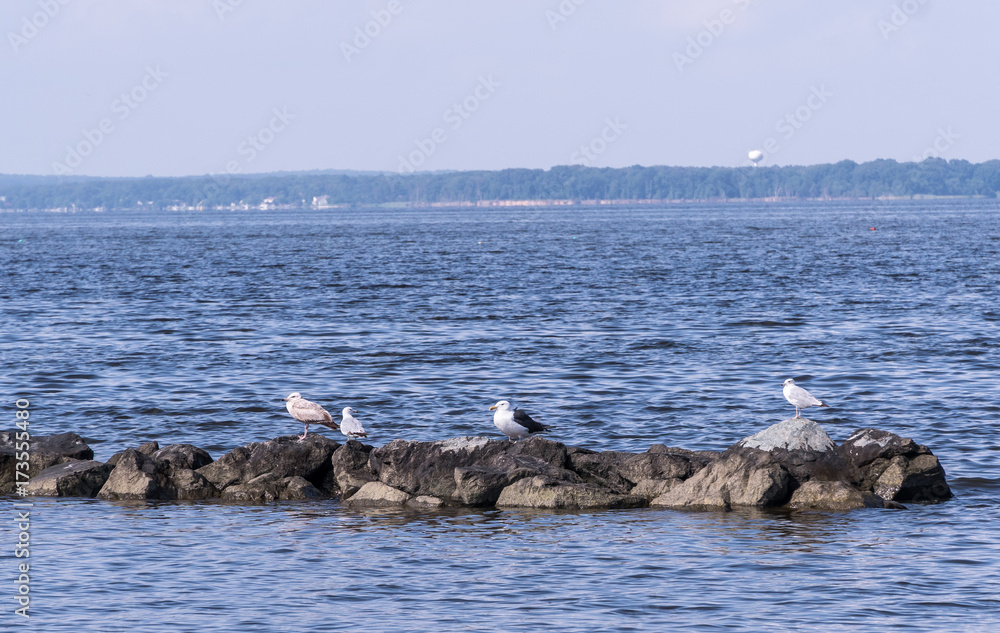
left=3, top=201, right=1000, bottom=631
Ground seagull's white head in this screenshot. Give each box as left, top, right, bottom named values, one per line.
left=284, top=392, right=302, bottom=401
left=489, top=400, right=511, bottom=412
left=782, top=379, right=795, bottom=387
left=342, top=407, right=357, bottom=416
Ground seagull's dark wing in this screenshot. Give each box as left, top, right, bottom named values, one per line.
left=513, top=408, right=549, bottom=434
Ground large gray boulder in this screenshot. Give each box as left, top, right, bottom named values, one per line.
left=839, top=429, right=951, bottom=502
left=496, top=476, right=645, bottom=509
left=26, top=460, right=114, bottom=497
left=738, top=418, right=835, bottom=452
left=1, top=432, right=95, bottom=493
left=738, top=419, right=860, bottom=486
left=652, top=448, right=791, bottom=510
left=98, top=449, right=218, bottom=500
left=326, top=440, right=378, bottom=497
left=369, top=436, right=510, bottom=500
left=197, top=435, right=339, bottom=490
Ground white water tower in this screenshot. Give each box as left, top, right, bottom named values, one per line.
left=748, top=150, right=764, bottom=166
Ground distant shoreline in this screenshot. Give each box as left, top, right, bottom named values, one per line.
left=2, top=159, right=999, bottom=211
left=3, top=193, right=996, bottom=214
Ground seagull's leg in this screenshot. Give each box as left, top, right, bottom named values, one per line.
left=298, top=424, right=309, bottom=441
left=794, top=407, right=801, bottom=418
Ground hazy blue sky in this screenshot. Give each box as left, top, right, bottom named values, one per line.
left=2, top=0, right=995, bottom=177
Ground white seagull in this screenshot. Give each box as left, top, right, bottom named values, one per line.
left=340, top=407, right=369, bottom=439
left=489, top=400, right=551, bottom=442
left=781, top=379, right=829, bottom=418
left=283, top=392, right=339, bottom=440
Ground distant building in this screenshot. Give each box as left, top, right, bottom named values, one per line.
left=312, top=195, right=330, bottom=208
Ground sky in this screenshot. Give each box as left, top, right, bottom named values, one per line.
left=1, top=0, right=996, bottom=178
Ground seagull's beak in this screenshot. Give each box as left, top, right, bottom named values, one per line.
left=489, top=405, right=497, bottom=411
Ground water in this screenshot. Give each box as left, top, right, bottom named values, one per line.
left=3, top=200, right=999, bottom=631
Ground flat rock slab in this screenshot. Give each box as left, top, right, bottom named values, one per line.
left=26, top=460, right=113, bottom=497
left=496, top=476, right=645, bottom=510
left=787, top=480, right=887, bottom=511
left=345, top=481, right=412, bottom=507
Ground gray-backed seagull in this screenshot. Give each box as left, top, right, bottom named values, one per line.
left=781, top=379, right=829, bottom=418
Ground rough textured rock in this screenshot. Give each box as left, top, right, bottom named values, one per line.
left=630, top=478, right=681, bottom=499
left=370, top=436, right=510, bottom=500
left=840, top=428, right=951, bottom=502
left=652, top=448, right=791, bottom=510
left=840, top=428, right=922, bottom=468
left=153, top=444, right=213, bottom=470
left=197, top=435, right=339, bottom=490
left=326, top=440, right=377, bottom=497
left=454, top=466, right=514, bottom=506
left=98, top=449, right=175, bottom=500
left=1, top=432, right=95, bottom=493
left=496, top=476, right=645, bottom=509
left=345, top=481, right=412, bottom=507
left=739, top=418, right=835, bottom=452
left=873, top=454, right=951, bottom=502
left=170, top=468, right=221, bottom=500
left=221, top=474, right=322, bottom=502
left=570, top=449, right=706, bottom=494
left=98, top=449, right=219, bottom=500
left=2, top=426, right=953, bottom=511
left=26, top=460, right=113, bottom=497
left=787, top=480, right=886, bottom=510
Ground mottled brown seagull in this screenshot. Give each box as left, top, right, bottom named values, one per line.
left=283, top=392, right=339, bottom=440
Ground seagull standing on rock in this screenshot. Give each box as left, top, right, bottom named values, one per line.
left=283, top=392, right=339, bottom=440
left=781, top=379, right=829, bottom=418
left=340, top=407, right=369, bottom=439
left=489, top=400, right=551, bottom=442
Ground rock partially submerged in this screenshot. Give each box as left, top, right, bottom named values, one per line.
left=1, top=432, right=94, bottom=494
left=8, top=421, right=952, bottom=511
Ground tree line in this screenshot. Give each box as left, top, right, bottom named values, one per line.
left=2, top=158, right=999, bottom=210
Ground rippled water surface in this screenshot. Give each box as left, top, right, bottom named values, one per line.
left=3, top=201, right=1000, bottom=631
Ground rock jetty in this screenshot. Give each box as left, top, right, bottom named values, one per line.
left=0, top=420, right=953, bottom=511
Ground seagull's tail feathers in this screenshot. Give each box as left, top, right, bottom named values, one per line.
left=818, top=402, right=829, bottom=408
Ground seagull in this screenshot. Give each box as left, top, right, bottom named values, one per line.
left=283, top=392, right=339, bottom=440
left=340, top=407, right=368, bottom=439
left=489, top=400, right=551, bottom=442
left=781, top=379, right=829, bottom=418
